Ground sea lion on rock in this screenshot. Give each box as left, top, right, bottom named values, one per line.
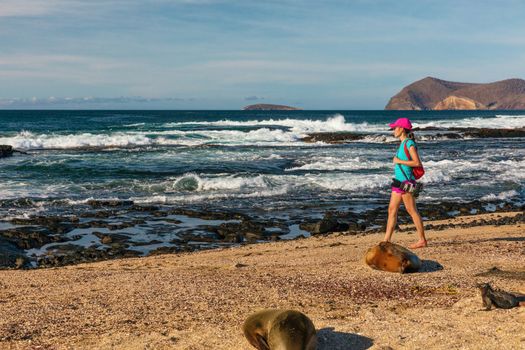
left=243, top=309, right=317, bottom=350
left=365, top=241, right=421, bottom=273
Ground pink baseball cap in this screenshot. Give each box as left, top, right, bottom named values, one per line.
left=388, top=117, right=412, bottom=130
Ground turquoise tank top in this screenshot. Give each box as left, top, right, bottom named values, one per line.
left=394, top=139, right=416, bottom=181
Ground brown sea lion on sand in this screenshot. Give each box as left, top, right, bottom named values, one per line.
left=477, top=283, right=525, bottom=310
left=243, top=309, right=317, bottom=350
left=365, top=241, right=421, bottom=273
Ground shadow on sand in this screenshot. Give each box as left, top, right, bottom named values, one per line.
left=317, top=327, right=373, bottom=350
left=475, top=266, right=525, bottom=281
left=418, top=259, right=444, bottom=273
left=484, top=236, right=525, bottom=242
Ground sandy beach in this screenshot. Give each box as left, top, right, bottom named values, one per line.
left=0, top=211, right=524, bottom=350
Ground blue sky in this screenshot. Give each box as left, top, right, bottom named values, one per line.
left=1, top=0, right=525, bottom=109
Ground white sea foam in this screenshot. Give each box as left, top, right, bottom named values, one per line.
left=162, top=114, right=380, bottom=133
left=123, top=170, right=396, bottom=205
left=132, top=186, right=291, bottom=204
left=171, top=173, right=273, bottom=191
left=480, top=190, right=520, bottom=201
left=3, top=114, right=524, bottom=150
left=163, top=114, right=525, bottom=131
left=0, top=128, right=314, bottom=150
left=423, top=158, right=525, bottom=183
left=414, top=115, right=525, bottom=129
left=285, top=156, right=386, bottom=171
left=0, top=131, right=158, bottom=150
left=303, top=173, right=391, bottom=191
left=123, top=122, right=146, bottom=127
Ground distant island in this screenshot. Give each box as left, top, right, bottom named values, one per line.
left=243, top=103, right=302, bottom=111
left=385, top=77, right=525, bottom=110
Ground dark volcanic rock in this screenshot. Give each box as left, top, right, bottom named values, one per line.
left=131, top=204, right=161, bottom=212
left=300, top=216, right=350, bottom=235
left=303, top=127, right=525, bottom=144
left=10, top=216, right=77, bottom=234
left=213, top=220, right=265, bottom=243
left=1, top=197, right=521, bottom=269
left=93, top=232, right=131, bottom=245
left=36, top=244, right=142, bottom=268
left=464, top=128, right=525, bottom=138
left=0, top=237, right=26, bottom=268
left=386, top=77, right=525, bottom=110
left=87, top=199, right=134, bottom=208
left=149, top=246, right=179, bottom=255
left=166, top=208, right=249, bottom=221
left=0, top=227, right=63, bottom=249
left=0, top=145, right=14, bottom=158
left=301, top=132, right=369, bottom=143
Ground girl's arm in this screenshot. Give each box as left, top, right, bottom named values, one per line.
left=393, top=145, right=422, bottom=167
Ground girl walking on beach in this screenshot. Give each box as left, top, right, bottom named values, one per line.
left=384, top=118, right=427, bottom=248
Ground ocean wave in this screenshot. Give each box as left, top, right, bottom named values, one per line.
left=414, top=115, right=525, bottom=129
left=162, top=114, right=381, bottom=133
left=4, top=113, right=524, bottom=151
left=0, top=128, right=317, bottom=150
left=132, top=186, right=291, bottom=204
left=171, top=173, right=274, bottom=191
left=127, top=172, right=394, bottom=201
left=421, top=158, right=525, bottom=186
left=480, top=190, right=520, bottom=201
left=0, top=131, right=159, bottom=150
left=303, top=173, right=391, bottom=191
left=123, top=122, right=146, bottom=127
left=162, top=114, right=525, bottom=132
left=285, top=156, right=386, bottom=171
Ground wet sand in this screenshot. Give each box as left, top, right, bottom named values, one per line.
left=0, top=212, right=524, bottom=349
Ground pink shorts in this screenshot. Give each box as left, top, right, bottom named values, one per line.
left=392, top=180, right=416, bottom=194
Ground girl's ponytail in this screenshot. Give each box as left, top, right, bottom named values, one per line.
left=405, top=129, right=415, bottom=140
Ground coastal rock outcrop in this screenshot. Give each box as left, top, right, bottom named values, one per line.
left=1, top=201, right=523, bottom=269
left=299, top=216, right=350, bottom=235
left=385, top=77, right=525, bottom=110
left=243, top=104, right=301, bottom=111
left=433, top=95, right=486, bottom=110
left=0, top=145, right=13, bottom=158
left=0, top=237, right=26, bottom=268
left=301, top=132, right=368, bottom=143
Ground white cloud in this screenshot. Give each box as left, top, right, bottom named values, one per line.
left=0, top=0, right=69, bottom=17
left=0, top=54, right=138, bottom=89
left=0, top=96, right=187, bottom=107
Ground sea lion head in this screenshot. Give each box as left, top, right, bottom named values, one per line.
left=243, top=309, right=317, bottom=350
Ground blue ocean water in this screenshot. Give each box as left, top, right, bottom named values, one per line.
left=0, top=110, right=523, bottom=223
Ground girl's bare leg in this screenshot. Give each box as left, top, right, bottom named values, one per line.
left=383, top=191, right=403, bottom=242
left=402, top=192, right=427, bottom=248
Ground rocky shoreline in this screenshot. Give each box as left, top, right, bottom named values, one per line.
left=301, top=127, right=525, bottom=143
left=1, top=198, right=523, bottom=269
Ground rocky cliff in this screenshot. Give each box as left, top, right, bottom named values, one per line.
left=385, top=77, right=525, bottom=110
left=243, top=104, right=301, bottom=111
